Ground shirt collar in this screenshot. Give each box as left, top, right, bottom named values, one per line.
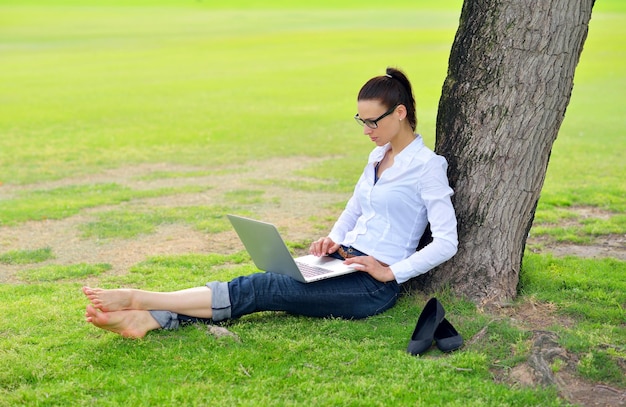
left=368, top=135, right=424, bottom=164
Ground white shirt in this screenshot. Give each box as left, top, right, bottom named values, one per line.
left=328, top=136, right=458, bottom=284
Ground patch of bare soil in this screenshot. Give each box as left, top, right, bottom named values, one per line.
left=1, top=159, right=624, bottom=406
left=526, top=206, right=626, bottom=261
left=481, top=300, right=626, bottom=407
left=0, top=158, right=346, bottom=283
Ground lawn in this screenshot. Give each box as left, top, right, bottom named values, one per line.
left=0, top=0, right=624, bottom=406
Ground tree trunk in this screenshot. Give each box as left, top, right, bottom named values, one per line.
left=414, top=0, right=595, bottom=304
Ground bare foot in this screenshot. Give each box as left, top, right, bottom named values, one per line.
left=85, top=305, right=160, bottom=339
left=82, top=286, right=135, bottom=312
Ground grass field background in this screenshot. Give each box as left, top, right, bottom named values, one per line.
left=0, top=0, right=624, bottom=405
left=1, top=0, right=463, bottom=185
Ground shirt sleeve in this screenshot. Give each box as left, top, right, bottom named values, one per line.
left=389, top=155, right=458, bottom=283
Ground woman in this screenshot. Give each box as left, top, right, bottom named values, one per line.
left=82, top=67, right=458, bottom=338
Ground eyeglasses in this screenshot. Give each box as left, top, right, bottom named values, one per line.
left=354, top=104, right=398, bottom=129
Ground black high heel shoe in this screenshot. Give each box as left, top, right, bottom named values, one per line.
left=434, top=318, right=463, bottom=352
left=407, top=297, right=445, bottom=356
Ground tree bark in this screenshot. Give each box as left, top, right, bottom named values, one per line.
left=413, top=0, right=595, bottom=303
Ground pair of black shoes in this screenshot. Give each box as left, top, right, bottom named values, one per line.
left=407, top=297, right=463, bottom=356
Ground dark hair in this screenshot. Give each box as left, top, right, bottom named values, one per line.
left=357, top=67, right=417, bottom=131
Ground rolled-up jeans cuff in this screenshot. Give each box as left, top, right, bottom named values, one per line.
left=206, top=281, right=231, bottom=322
left=149, top=310, right=179, bottom=330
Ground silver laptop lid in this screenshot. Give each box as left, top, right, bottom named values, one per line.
left=227, top=214, right=306, bottom=282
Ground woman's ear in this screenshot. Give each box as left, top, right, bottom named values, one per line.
left=396, top=104, right=408, bottom=121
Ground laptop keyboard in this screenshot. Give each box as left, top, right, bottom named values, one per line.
left=295, top=261, right=332, bottom=278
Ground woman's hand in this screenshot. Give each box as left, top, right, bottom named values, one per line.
left=309, top=237, right=340, bottom=257
left=343, top=256, right=396, bottom=283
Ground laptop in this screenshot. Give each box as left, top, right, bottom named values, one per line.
left=227, top=214, right=356, bottom=283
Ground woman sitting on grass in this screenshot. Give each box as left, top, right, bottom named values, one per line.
left=82, top=67, right=458, bottom=338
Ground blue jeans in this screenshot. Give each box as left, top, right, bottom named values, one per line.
left=150, top=271, right=400, bottom=329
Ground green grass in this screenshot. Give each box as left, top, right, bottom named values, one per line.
left=0, top=268, right=565, bottom=407
left=0, top=247, right=54, bottom=265
left=520, top=253, right=626, bottom=387
left=0, top=0, right=624, bottom=405
left=0, top=1, right=462, bottom=186
left=532, top=208, right=626, bottom=243
left=80, top=205, right=237, bottom=239
left=520, top=254, right=626, bottom=325
left=0, top=184, right=209, bottom=226
left=18, top=263, right=112, bottom=282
